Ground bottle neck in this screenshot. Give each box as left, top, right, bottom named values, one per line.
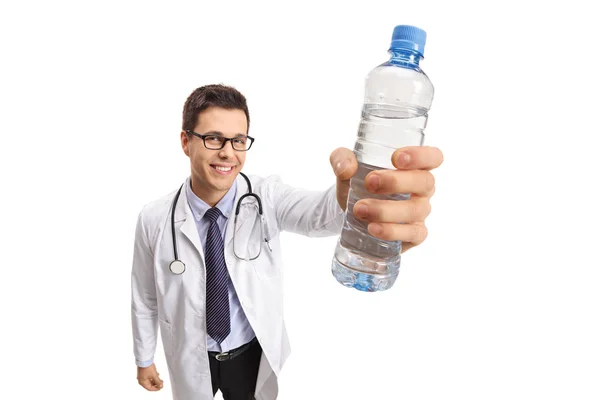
left=388, top=48, right=422, bottom=68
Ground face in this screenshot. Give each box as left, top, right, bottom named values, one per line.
left=181, top=107, right=248, bottom=206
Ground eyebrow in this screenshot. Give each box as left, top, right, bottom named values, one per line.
left=203, top=130, right=247, bottom=137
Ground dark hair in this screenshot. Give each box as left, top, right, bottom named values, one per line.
left=182, top=84, right=250, bottom=133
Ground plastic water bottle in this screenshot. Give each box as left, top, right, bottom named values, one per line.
left=331, top=25, right=434, bottom=292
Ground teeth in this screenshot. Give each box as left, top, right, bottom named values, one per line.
left=214, top=166, right=232, bottom=172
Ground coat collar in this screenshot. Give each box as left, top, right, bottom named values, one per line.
left=173, top=175, right=247, bottom=222
left=173, top=174, right=252, bottom=258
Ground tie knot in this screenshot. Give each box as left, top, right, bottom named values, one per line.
left=204, top=207, right=222, bottom=223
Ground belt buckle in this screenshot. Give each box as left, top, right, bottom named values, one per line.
left=215, top=351, right=229, bottom=361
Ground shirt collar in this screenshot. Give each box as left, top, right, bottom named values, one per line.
left=185, top=176, right=237, bottom=221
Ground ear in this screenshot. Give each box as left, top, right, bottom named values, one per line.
left=181, top=131, right=190, bottom=157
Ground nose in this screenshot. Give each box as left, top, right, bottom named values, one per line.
left=218, top=140, right=236, bottom=159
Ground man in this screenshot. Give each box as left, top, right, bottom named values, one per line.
left=131, top=84, right=443, bottom=400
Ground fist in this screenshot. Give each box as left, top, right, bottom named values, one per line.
left=137, top=363, right=164, bottom=391
left=330, top=146, right=443, bottom=253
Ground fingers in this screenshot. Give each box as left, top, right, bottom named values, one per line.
left=353, top=197, right=431, bottom=224
left=139, top=376, right=160, bottom=391
left=365, top=169, right=435, bottom=197
left=153, top=373, right=164, bottom=390
left=353, top=197, right=430, bottom=250
left=330, top=145, right=441, bottom=253
left=137, top=368, right=164, bottom=391
left=392, top=146, right=444, bottom=171
left=329, top=147, right=358, bottom=181
left=367, top=221, right=428, bottom=251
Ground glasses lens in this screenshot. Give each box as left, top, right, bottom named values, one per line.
left=232, top=136, right=250, bottom=151
left=204, top=135, right=225, bottom=149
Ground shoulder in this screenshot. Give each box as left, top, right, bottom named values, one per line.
left=244, top=173, right=289, bottom=199
left=139, top=188, right=178, bottom=219
left=135, top=186, right=180, bottom=241
left=245, top=173, right=286, bottom=191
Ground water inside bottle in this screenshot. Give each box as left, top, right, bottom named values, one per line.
left=331, top=106, right=427, bottom=292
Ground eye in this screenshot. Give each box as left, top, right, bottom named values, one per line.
left=233, top=137, right=247, bottom=145
left=206, top=135, right=223, bottom=143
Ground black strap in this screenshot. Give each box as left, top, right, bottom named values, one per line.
left=208, top=337, right=258, bottom=361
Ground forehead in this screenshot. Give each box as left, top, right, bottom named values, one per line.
left=195, top=107, right=248, bottom=134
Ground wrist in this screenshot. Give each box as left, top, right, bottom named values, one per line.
left=136, top=359, right=154, bottom=368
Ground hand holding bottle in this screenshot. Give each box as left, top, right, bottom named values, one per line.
left=330, top=145, right=442, bottom=253
left=331, top=25, right=438, bottom=292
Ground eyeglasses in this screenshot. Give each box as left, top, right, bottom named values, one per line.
left=185, top=130, right=255, bottom=151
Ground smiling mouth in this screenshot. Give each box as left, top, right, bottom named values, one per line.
left=210, top=164, right=235, bottom=173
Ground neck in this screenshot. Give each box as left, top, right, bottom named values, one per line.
left=388, top=48, right=422, bottom=69
left=190, top=175, right=227, bottom=207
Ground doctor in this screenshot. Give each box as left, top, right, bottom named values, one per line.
left=131, top=84, right=443, bottom=400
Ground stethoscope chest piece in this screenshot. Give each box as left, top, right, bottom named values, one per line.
left=169, top=260, right=185, bottom=275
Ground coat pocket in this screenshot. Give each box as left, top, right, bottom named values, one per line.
left=158, top=319, right=173, bottom=357
left=233, top=205, right=281, bottom=279
left=251, top=240, right=281, bottom=280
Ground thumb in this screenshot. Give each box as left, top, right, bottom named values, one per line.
left=329, top=147, right=357, bottom=211
left=330, top=147, right=356, bottom=181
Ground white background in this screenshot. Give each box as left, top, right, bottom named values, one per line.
left=1, top=0, right=599, bottom=399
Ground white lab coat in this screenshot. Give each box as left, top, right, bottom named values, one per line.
left=131, top=173, right=344, bottom=400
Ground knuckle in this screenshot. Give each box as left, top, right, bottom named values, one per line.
left=381, top=225, right=393, bottom=240
left=414, top=224, right=428, bottom=243
left=429, top=184, right=436, bottom=197
left=420, top=199, right=432, bottom=219
left=393, top=171, right=404, bottom=190
left=369, top=200, right=382, bottom=220
left=409, top=201, right=420, bottom=222
left=423, top=171, right=435, bottom=193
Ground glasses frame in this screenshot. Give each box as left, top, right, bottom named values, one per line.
left=185, top=130, right=255, bottom=151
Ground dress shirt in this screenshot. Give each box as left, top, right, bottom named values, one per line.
left=185, top=176, right=256, bottom=353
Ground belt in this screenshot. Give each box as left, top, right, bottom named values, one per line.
left=208, top=337, right=258, bottom=362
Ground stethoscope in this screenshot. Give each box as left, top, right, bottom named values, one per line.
left=169, top=172, right=272, bottom=275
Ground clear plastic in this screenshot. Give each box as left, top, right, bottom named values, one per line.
left=331, top=46, right=434, bottom=292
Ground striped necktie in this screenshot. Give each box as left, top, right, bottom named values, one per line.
left=204, top=207, right=231, bottom=344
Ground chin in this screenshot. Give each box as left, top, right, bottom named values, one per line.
left=213, top=179, right=235, bottom=191
left=208, top=172, right=238, bottom=189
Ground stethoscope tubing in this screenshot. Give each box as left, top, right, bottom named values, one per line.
left=168, top=172, right=268, bottom=274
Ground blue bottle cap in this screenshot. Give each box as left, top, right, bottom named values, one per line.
left=389, top=25, right=427, bottom=57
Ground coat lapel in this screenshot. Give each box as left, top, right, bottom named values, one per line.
left=174, top=179, right=205, bottom=260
